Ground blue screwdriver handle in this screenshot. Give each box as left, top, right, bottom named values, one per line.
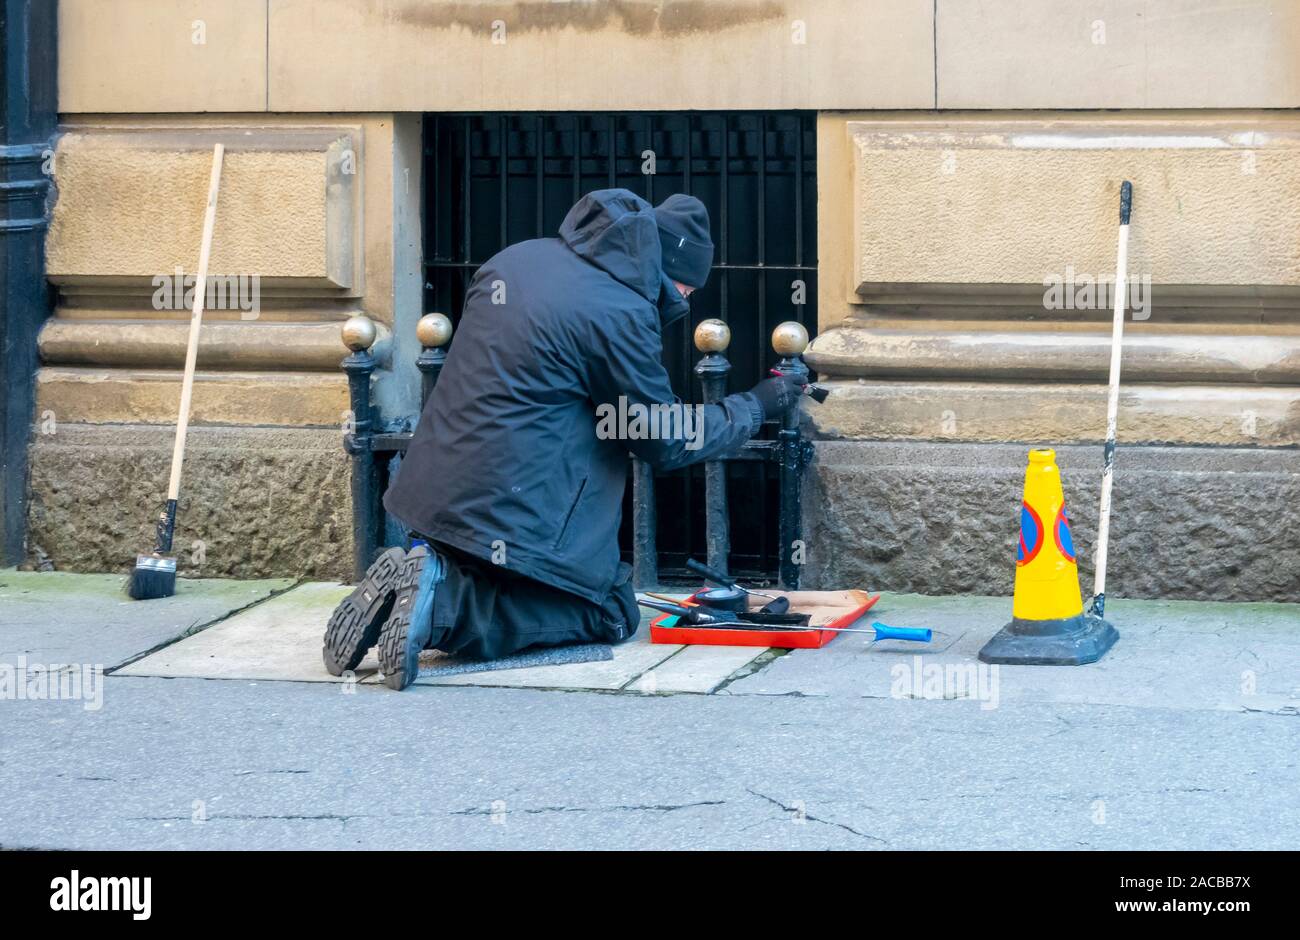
left=870, top=622, right=932, bottom=643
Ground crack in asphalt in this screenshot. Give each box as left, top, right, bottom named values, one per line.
left=1047, top=714, right=1076, bottom=737
left=745, top=788, right=889, bottom=845
left=1241, top=704, right=1299, bottom=717
left=450, top=800, right=726, bottom=817
left=129, top=801, right=730, bottom=826
left=129, top=813, right=368, bottom=823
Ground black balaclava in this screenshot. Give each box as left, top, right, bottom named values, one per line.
left=656, top=275, right=690, bottom=328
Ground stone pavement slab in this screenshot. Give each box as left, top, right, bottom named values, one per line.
left=417, top=591, right=766, bottom=692
left=725, top=593, right=1300, bottom=715
left=416, top=622, right=682, bottom=690
left=0, top=569, right=293, bottom=670
left=627, top=643, right=770, bottom=694
left=115, top=582, right=364, bottom=683
left=416, top=592, right=770, bottom=692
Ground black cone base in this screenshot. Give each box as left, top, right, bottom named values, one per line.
left=978, top=612, right=1119, bottom=666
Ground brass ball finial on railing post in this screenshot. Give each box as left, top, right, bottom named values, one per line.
left=340, top=315, right=381, bottom=581
left=693, top=318, right=732, bottom=399
left=341, top=314, right=378, bottom=356
left=693, top=317, right=731, bottom=355
left=694, top=318, right=733, bottom=576
left=771, top=320, right=812, bottom=591
left=416, top=312, right=453, bottom=409
left=771, top=320, right=810, bottom=379
left=340, top=315, right=379, bottom=437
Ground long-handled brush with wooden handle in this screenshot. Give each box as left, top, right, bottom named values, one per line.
left=128, top=143, right=225, bottom=600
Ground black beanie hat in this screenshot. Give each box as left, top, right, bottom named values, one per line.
left=654, top=194, right=714, bottom=289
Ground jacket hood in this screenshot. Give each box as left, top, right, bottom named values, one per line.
left=559, top=189, right=662, bottom=305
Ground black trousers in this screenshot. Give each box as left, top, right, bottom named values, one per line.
left=426, top=542, right=639, bottom=661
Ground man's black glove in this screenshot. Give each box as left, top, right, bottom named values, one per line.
left=748, top=372, right=805, bottom=420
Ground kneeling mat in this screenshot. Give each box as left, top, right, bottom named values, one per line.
left=416, top=642, right=614, bottom=678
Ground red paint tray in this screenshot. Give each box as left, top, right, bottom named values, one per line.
left=648, top=589, right=881, bottom=649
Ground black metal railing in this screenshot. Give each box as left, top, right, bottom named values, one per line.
left=339, top=314, right=814, bottom=591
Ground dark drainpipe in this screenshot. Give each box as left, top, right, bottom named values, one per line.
left=0, top=0, right=58, bottom=566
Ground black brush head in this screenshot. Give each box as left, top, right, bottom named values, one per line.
left=128, top=554, right=177, bottom=600
left=736, top=610, right=811, bottom=627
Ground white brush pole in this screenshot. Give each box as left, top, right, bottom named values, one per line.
left=1092, top=180, right=1132, bottom=618
left=166, top=143, right=224, bottom=504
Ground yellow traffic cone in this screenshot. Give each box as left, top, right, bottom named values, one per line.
left=978, top=449, right=1118, bottom=665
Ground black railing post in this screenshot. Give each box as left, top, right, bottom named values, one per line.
left=630, top=285, right=659, bottom=589
left=415, top=312, right=453, bottom=408
left=772, top=321, right=812, bottom=590
left=632, top=461, right=658, bottom=589
left=694, top=318, right=732, bottom=577
left=341, top=316, right=380, bottom=582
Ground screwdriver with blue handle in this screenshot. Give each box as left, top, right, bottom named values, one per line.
left=778, top=620, right=931, bottom=642
left=865, top=622, right=932, bottom=642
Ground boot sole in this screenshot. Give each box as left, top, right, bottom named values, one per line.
left=378, top=546, right=432, bottom=691
left=322, top=547, right=406, bottom=677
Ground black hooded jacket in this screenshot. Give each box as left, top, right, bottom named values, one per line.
left=384, top=189, right=763, bottom=604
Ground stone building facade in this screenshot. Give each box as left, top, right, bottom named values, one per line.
left=15, top=0, right=1300, bottom=599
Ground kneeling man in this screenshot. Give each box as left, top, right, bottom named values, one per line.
left=323, top=189, right=804, bottom=689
